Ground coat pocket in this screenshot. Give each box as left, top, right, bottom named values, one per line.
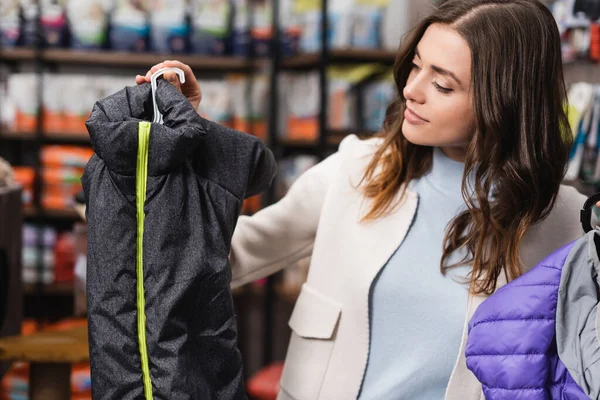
left=279, top=283, right=342, bottom=400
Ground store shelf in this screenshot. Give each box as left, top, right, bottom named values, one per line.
left=0, top=130, right=91, bottom=144
left=2, top=48, right=397, bottom=69
left=282, top=49, right=396, bottom=68
left=43, top=132, right=90, bottom=144
left=0, top=47, right=36, bottom=62
left=24, top=207, right=81, bottom=220
left=1, top=48, right=263, bottom=70
left=24, top=281, right=74, bottom=296
left=0, top=129, right=36, bottom=140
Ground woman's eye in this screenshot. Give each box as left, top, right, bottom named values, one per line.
left=433, top=82, right=453, bottom=94
left=411, top=62, right=421, bottom=71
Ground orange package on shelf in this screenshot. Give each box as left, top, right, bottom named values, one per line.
left=42, top=107, right=67, bottom=133
left=0, top=362, right=28, bottom=398
left=14, top=109, right=37, bottom=133
left=287, top=116, right=318, bottom=141
left=41, top=194, right=73, bottom=210
left=11, top=167, right=35, bottom=207
left=41, top=146, right=94, bottom=169
left=43, top=167, right=85, bottom=185
left=63, top=111, right=89, bottom=135
left=71, top=363, right=91, bottom=395
left=232, top=117, right=268, bottom=141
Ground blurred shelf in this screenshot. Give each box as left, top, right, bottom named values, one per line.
left=0, top=47, right=36, bottom=61
left=43, top=132, right=90, bottom=144
left=1, top=48, right=262, bottom=70
left=0, top=129, right=36, bottom=140
left=45, top=49, right=263, bottom=70
left=24, top=281, right=74, bottom=296
left=0, top=130, right=91, bottom=144
left=24, top=207, right=81, bottom=220
left=282, top=49, right=396, bottom=68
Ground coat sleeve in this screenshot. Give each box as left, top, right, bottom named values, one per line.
left=196, top=119, right=277, bottom=200
left=229, top=150, right=341, bottom=288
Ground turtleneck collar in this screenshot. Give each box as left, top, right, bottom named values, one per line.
left=424, top=147, right=466, bottom=198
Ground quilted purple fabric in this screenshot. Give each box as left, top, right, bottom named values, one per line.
left=465, top=241, right=589, bottom=399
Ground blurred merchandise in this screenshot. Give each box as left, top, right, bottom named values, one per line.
left=40, top=0, right=68, bottom=48
left=0, top=0, right=416, bottom=54
left=11, top=167, right=34, bottom=207
left=0, top=0, right=20, bottom=47
left=73, top=223, right=87, bottom=316
left=22, top=224, right=56, bottom=285
left=7, top=74, right=38, bottom=133
left=190, top=0, right=231, bottom=55
left=278, top=65, right=391, bottom=140
left=0, top=319, right=91, bottom=400
left=552, top=0, right=600, bottom=62
left=229, top=74, right=268, bottom=140
left=197, top=79, right=233, bottom=126
left=109, top=0, right=150, bottom=52
left=41, top=145, right=93, bottom=211
left=66, top=0, right=111, bottom=49
left=242, top=194, right=263, bottom=215
left=566, top=82, right=600, bottom=183
left=150, top=0, right=188, bottom=53
left=275, top=154, right=318, bottom=199
left=54, top=232, right=75, bottom=283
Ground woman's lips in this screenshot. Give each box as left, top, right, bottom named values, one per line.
left=404, top=107, right=429, bottom=124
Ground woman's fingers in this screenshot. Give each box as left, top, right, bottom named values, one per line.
left=135, top=60, right=202, bottom=110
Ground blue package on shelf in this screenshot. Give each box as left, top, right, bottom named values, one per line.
left=149, top=0, right=189, bottom=53
left=109, top=2, right=149, bottom=52
left=0, top=0, right=20, bottom=47
left=20, top=3, right=39, bottom=47
left=110, top=22, right=149, bottom=52
left=300, top=10, right=352, bottom=52
left=351, top=8, right=382, bottom=49
left=150, top=23, right=189, bottom=53
left=190, top=28, right=229, bottom=55
left=231, top=28, right=250, bottom=56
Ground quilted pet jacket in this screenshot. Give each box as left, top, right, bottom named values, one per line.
left=466, top=230, right=600, bottom=399
left=82, top=79, right=276, bottom=399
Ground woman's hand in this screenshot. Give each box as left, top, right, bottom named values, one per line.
left=135, top=60, right=202, bottom=111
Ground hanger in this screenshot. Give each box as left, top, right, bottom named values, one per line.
left=580, top=191, right=600, bottom=232
left=150, top=67, right=185, bottom=125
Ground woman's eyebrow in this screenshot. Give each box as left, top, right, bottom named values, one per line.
left=414, top=47, right=463, bottom=88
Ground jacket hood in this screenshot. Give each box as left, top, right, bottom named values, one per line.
left=85, top=79, right=205, bottom=176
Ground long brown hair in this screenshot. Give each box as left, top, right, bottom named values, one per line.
left=361, top=0, right=572, bottom=295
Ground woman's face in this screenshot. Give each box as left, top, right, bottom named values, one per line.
left=402, top=23, right=475, bottom=162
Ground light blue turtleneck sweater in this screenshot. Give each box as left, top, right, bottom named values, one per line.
left=358, top=147, right=471, bottom=400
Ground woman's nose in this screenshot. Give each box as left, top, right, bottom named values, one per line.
left=403, top=72, right=426, bottom=104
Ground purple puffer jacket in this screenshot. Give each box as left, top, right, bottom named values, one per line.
left=465, top=231, right=600, bottom=399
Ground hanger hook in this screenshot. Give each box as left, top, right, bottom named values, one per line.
left=150, top=67, right=186, bottom=125
left=580, top=192, right=600, bottom=233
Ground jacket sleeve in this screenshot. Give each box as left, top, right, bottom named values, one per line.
left=195, top=119, right=277, bottom=200
left=229, top=151, right=341, bottom=288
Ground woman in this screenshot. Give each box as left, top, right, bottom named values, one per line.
left=136, top=0, right=587, bottom=398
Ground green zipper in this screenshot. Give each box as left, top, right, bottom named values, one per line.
left=136, top=121, right=153, bottom=400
